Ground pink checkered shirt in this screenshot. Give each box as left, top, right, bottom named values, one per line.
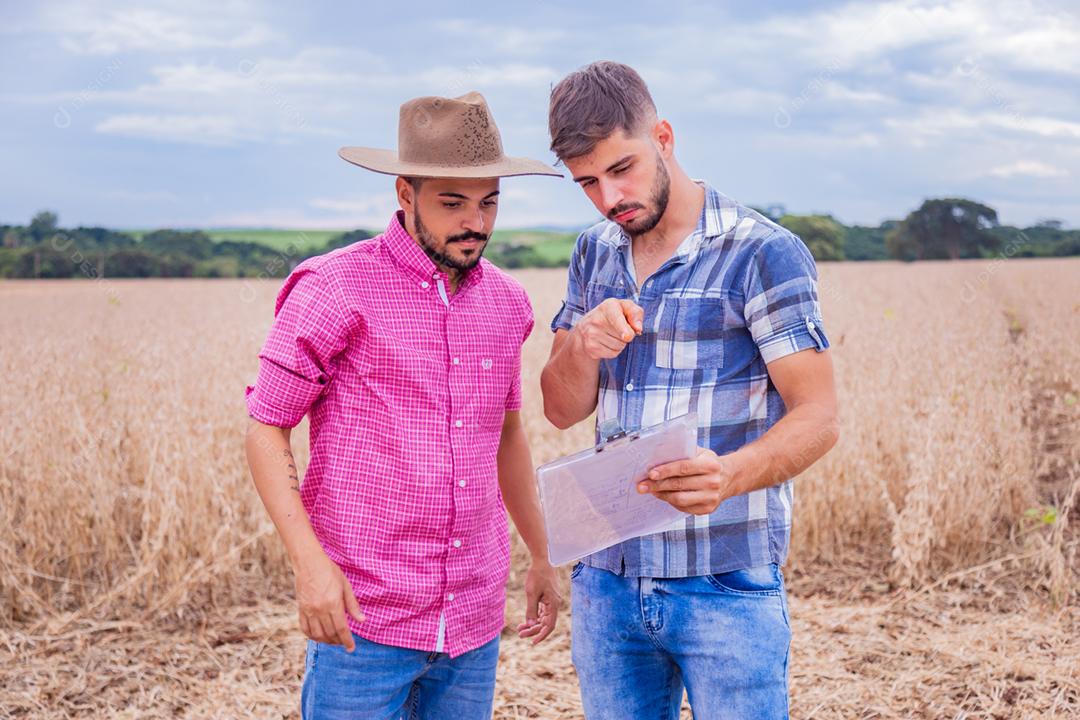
left=245, top=211, right=534, bottom=657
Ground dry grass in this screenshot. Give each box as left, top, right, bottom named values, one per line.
left=2, top=576, right=1076, bottom=718
left=1, top=259, right=1078, bottom=718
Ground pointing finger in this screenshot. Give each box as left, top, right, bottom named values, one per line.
left=619, top=300, right=645, bottom=335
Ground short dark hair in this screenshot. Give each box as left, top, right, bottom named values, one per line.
left=548, top=61, right=657, bottom=162
left=403, top=176, right=425, bottom=191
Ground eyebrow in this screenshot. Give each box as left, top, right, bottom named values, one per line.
left=572, top=154, right=635, bottom=184
left=437, top=190, right=501, bottom=200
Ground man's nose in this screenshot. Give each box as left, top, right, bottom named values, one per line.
left=462, top=207, right=486, bottom=234
left=599, top=181, right=623, bottom=215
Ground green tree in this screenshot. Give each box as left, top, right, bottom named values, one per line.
left=140, top=229, right=214, bottom=260
left=778, top=214, right=845, bottom=261
left=106, top=249, right=163, bottom=277
left=845, top=221, right=894, bottom=261
left=29, top=210, right=59, bottom=242
left=2, top=227, right=23, bottom=249
left=13, top=246, right=76, bottom=278
left=322, top=229, right=374, bottom=252
left=886, top=198, right=1000, bottom=261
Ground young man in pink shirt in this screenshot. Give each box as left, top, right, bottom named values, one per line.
left=244, top=91, right=562, bottom=719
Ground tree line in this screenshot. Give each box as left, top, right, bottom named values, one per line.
left=2, top=198, right=1078, bottom=280
left=766, top=198, right=1080, bottom=262
left=0, top=212, right=372, bottom=280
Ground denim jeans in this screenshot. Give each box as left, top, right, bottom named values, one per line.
left=570, top=562, right=791, bottom=719
left=300, top=631, right=500, bottom=720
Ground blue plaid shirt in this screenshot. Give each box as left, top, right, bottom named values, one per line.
left=550, top=181, right=829, bottom=578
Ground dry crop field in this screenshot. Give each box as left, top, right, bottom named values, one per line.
left=1, top=259, right=1078, bottom=719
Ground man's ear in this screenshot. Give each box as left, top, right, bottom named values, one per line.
left=396, top=176, right=415, bottom=213
left=652, top=119, right=675, bottom=159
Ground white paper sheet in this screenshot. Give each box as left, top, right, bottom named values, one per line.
left=536, top=413, right=698, bottom=566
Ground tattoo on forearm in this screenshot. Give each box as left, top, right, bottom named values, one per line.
left=285, top=449, right=299, bottom=491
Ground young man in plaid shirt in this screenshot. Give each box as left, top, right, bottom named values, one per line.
left=542, top=62, right=840, bottom=719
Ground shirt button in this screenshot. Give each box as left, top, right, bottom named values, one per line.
left=454, top=419, right=463, bottom=428
left=626, top=382, right=635, bottom=391
left=447, top=593, right=455, bottom=601
left=452, top=539, right=462, bottom=548
left=420, top=281, right=429, bottom=289
left=452, top=357, right=460, bottom=365
left=458, top=479, right=467, bottom=488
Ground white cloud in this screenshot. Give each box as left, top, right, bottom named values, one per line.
left=703, top=89, right=788, bottom=115
left=1015, top=115, right=1080, bottom=140
left=821, top=82, right=894, bottom=105
left=994, top=21, right=1080, bottom=75
left=95, top=113, right=248, bottom=145
left=8, top=0, right=1080, bottom=229
left=433, top=20, right=568, bottom=56
left=755, top=0, right=1080, bottom=78
left=79, top=49, right=387, bottom=145
left=884, top=109, right=1080, bottom=144
left=100, top=188, right=181, bottom=202
left=67, top=48, right=557, bottom=147
left=419, top=63, right=559, bottom=91
left=988, top=160, right=1069, bottom=179
left=43, top=3, right=278, bottom=55
left=308, top=193, right=399, bottom=222
left=205, top=194, right=401, bottom=230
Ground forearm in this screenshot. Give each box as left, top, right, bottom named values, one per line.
left=244, top=421, right=324, bottom=565
left=726, top=400, right=840, bottom=496
left=497, top=422, right=549, bottom=561
left=540, top=328, right=600, bottom=429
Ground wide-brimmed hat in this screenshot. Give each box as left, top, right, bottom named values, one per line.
left=339, top=91, right=561, bottom=179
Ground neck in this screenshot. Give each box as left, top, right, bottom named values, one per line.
left=444, top=267, right=462, bottom=292
left=433, top=259, right=464, bottom=294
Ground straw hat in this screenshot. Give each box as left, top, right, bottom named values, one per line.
left=339, top=91, right=561, bottom=178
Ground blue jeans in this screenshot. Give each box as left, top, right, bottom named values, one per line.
left=570, top=562, right=791, bottom=719
left=300, top=632, right=499, bottom=720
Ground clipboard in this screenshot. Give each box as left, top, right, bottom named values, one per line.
left=536, top=412, right=699, bottom=566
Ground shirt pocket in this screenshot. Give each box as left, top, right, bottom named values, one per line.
left=464, top=350, right=517, bottom=432
left=654, top=294, right=727, bottom=370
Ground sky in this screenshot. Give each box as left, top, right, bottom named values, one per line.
left=1, top=0, right=1078, bottom=231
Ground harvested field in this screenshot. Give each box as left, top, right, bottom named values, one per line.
left=1, top=259, right=1077, bottom=718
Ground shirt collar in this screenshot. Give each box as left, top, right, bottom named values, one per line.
left=381, top=210, right=485, bottom=289
left=606, top=180, right=735, bottom=266
left=609, top=179, right=734, bottom=246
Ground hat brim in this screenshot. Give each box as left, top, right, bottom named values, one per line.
left=338, top=146, right=562, bottom=179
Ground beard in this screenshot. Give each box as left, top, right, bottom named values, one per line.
left=413, top=207, right=488, bottom=273
left=607, top=153, right=671, bottom=237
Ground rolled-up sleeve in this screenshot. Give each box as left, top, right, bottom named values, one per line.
left=742, top=231, right=829, bottom=364
left=549, top=232, right=588, bottom=333
left=245, top=265, right=350, bottom=428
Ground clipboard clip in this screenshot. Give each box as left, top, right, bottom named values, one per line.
left=596, top=418, right=638, bottom=452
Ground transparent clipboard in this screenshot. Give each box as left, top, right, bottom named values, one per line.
left=536, top=412, right=698, bottom=566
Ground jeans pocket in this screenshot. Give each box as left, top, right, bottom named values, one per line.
left=704, top=563, right=783, bottom=596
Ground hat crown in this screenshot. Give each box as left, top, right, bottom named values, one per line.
left=398, top=91, right=505, bottom=168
